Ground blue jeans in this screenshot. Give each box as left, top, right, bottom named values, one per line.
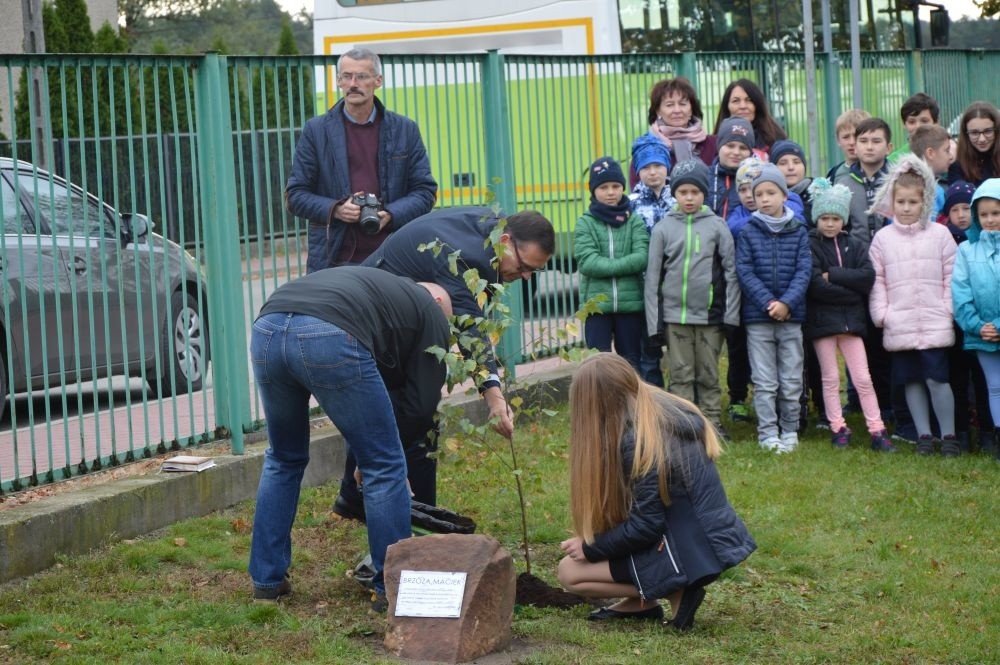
left=746, top=322, right=804, bottom=440
left=248, top=313, right=411, bottom=594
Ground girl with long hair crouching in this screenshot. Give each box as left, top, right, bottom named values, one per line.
left=557, top=353, right=756, bottom=629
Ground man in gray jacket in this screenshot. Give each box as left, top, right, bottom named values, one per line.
left=286, top=47, right=437, bottom=272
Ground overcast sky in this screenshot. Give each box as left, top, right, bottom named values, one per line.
left=277, top=0, right=985, bottom=22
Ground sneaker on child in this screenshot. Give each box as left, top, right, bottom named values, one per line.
left=759, top=436, right=782, bottom=452
left=728, top=402, right=752, bottom=422
left=778, top=431, right=799, bottom=453
left=831, top=427, right=851, bottom=449
left=940, top=435, right=961, bottom=458
left=869, top=430, right=896, bottom=453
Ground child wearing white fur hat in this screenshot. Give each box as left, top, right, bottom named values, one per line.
left=868, top=155, right=959, bottom=456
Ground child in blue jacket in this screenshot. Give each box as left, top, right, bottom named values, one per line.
left=952, top=178, right=1000, bottom=459
left=736, top=164, right=812, bottom=453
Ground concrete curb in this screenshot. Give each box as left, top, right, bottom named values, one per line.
left=0, top=363, right=576, bottom=584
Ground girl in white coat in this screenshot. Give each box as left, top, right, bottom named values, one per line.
left=868, top=155, right=959, bottom=456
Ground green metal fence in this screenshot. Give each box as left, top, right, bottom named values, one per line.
left=1, top=48, right=997, bottom=492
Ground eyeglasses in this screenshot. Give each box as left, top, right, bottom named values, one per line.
left=966, top=127, right=996, bottom=140
left=337, top=72, right=375, bottom=84
left=510, top=238, right=546, bottom=275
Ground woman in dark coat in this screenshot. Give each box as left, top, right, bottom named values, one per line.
left=557, top=353, right=756, bottom=629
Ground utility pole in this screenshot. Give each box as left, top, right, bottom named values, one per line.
left=21, top=0, right=50, bottom=169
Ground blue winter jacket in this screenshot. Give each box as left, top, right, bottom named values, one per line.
left=726, top=192, right=805, bottom=240
left=286, top=97, right=438, bottom=273
left=952, top=178, right=1000, bottom=353
left=735, top=211, right=812, bottom=324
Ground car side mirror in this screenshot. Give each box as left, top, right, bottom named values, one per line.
left=122, top=213, right=152, bottom=246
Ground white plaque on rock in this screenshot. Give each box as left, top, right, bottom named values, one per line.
left=394, top=570, right=468, bottom=618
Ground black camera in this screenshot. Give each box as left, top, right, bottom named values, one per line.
left=352, top=192, right=382, bottom=235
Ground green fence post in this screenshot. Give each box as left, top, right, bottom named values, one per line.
left=482, top=50, right=522, bottom=376
left=679, top=51, right=697, bottom=87
left=194, top=53, right=251, bottom=453
left=821, top=51, right=842, bottom=173
left=905, top=50, right=924, bottom=96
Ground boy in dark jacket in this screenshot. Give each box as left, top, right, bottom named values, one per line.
left=804, top=179, right=894, bottom=451
left=771, top=139, right=814, bottom=225
left=709, top=118, right=754, bottom=220
left=736, top=164, right=811, bottom=453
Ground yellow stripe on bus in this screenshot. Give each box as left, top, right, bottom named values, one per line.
left=323, top=18, right=595, bottom=53
left=321, top=18, right=601, bottom=156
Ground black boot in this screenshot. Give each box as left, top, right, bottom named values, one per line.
left=956, top=431, right=970, bottom=454
left=979, top=428, right=997, bottom=456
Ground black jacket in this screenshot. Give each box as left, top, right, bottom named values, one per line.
left=804, top=230, right=875, bottom=340
left=582, top=405, right=756, bottom=592
left=364, top=206, right=504, bottom=385
left=258, top=266, right=449, bottom=443
left=364, top=206, right=501, bottom=320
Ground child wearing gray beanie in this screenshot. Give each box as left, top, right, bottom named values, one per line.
left=736, top=160, right=812, bottom=453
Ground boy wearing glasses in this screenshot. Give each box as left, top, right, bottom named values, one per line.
left=574, top=157, right=649, bottom=372
left=287, top=47, right=437, bottom=273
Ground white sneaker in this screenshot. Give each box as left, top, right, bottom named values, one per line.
left=778, top=431, right=799, bottom=453
left=759, top=436, right=782, bottom=452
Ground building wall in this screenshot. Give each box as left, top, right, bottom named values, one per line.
left=0, top=0, right=118, bottom=138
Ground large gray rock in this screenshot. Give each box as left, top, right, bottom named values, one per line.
left=384, top=534, right=515, bottom=663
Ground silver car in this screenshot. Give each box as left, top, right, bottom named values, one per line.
left=0, top=158, right=210, bottom=420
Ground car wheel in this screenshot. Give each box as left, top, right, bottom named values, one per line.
left=147, top=290, right=209, bottom=397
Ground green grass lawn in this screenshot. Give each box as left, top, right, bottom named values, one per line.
left=0, top=408, right=997, bottom=664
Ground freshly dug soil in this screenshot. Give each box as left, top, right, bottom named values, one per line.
left=515, top=572, right=587, bottom=608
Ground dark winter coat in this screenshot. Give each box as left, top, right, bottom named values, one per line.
left=363, top=206, right=505, bottom=386
left=287, top=97, right=438, bottom=273
left=804, top=231, right=875, bottom=340
left=735, top=213, right=812, bottom=324
left=582, top=405, right=756, bottom=599
left=708, top=159, right=741, bottom=219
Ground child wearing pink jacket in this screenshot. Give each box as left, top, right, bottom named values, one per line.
left=868, top=155, right=959, bottom=456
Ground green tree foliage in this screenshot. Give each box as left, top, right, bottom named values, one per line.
left=236, top=16, right=312, bottom=131
left=14, top=2, right=136, bottom=143
left=976, top=0, right=1000, bottom=18
left=126, top=0, right=312, bottom=55
left=55, top=0, right=95, bottom=52
left=14, top=2, right=72, bottom=140
left=138, top=42, right=195, bottom=134
left=277, top=16, right=298, bottom=56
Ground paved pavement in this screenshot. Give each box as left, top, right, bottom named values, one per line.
left=0, top=248, right=577, bottom=487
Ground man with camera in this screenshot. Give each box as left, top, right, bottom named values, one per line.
left=286, top=47, right=437, bottom=272
left=249, top=267, right=452, bottom=608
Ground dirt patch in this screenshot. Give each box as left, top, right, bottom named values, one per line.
left=515, top=572, right=587, bottom=608
left=0, top=417, right=337, bottom=511
left=0, top=439, right=238, bottom=511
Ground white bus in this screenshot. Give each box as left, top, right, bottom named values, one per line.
left=314, top=0, right=624, bottom=57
